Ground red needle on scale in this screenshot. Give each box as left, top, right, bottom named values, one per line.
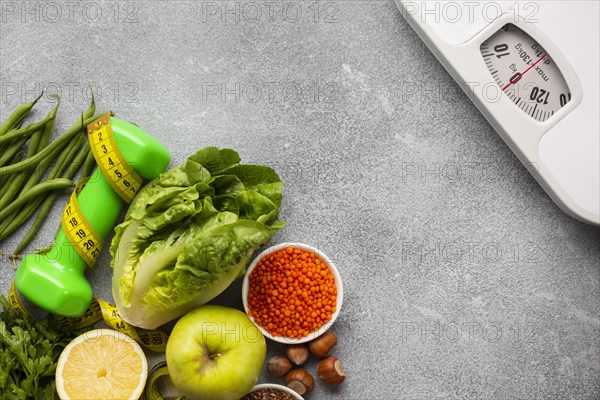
left=502, top=53, right=548, bottom=91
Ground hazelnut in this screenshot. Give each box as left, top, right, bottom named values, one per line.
left=267, top=355, right=293, bottom=378
left=308, top=330, right=337, bottom=358
left=316, top=356, right=345, bottom=386
left=286, top=369, right=314, bottom=395
left=286, top=344, right=309, bottom=365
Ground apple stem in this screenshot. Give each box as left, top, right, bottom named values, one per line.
left=209, top=353, right=222, bottom=360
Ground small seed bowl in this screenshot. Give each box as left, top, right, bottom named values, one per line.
left=242, top=242, right=343, bottom=344
left=243, top=383, right=304, bottom=400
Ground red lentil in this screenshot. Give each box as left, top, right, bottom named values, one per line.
left=247, top=247, right=337, bottom=339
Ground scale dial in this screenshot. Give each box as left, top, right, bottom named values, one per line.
left=480, top=24, right=571, bottom=122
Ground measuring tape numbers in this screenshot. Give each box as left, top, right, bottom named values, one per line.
left=95, top=299, right=168, bottom=353
left=87, top=112, right=143, bottom=204
left=61, top=178, right=104, bottom=268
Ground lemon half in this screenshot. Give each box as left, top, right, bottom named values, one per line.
left=55, top=329, right=148, bottom=400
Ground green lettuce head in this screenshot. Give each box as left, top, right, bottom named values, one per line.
left=110, top=147, right=284, bottom=329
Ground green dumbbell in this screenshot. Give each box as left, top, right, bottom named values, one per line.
left=15, top=118, right=170, bottom=317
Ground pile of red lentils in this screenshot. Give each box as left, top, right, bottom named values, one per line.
left=247, top=247, right=337, bottom=339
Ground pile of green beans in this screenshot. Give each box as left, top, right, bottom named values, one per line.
left=0, top=93, right=102, bottom=255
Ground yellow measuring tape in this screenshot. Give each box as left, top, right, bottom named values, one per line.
left=87, top=112, right=143, bottom=204
left=8, top=281, right=33, bottom=319
left=61, top=178, right=104, bottom=268
left=8, top=281, right=168, bottom=352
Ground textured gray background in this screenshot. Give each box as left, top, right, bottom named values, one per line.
left=1, top=1, right=599, bottom=399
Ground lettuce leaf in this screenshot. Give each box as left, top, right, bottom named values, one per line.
left=110, top=147, right=284, bottom=329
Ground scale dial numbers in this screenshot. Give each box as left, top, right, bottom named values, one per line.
left=480, top=24, right=571, bottom=122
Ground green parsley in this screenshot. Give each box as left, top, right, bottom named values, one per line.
left=0, top=296, right=74, bottom=399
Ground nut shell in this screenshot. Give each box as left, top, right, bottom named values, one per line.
left=267, top=355, right=293, bottom=378
left=317, top=356, right=346, bottom=386
left=286, top=344, right=309, bottom=365
left=286, top=369, right=314, bottom=395
left=308, top=330, right=337, bottom=358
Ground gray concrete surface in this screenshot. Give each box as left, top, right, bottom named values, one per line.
left=1, top=1, right=599, bottom=399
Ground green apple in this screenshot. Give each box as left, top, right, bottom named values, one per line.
left=166, top=305, right=266, bottom=400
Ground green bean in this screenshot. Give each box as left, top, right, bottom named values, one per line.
left=63, top=141, right=91, bottom=179
left=0, top=136, right=28, bottom=167
left=0, top=116, right=27, bottom=157
left=0, top=215, right=14, bottom=238
left=0, top=115, right=54, bottom=146
left=29, top=96, right=60, bottom=157
left=12, top=194, right=56, bottom=255
left=0, top=117, right=26, bottom=158
left=0, top=195, right=45, bottom=241
left=74, top=142, right=91, bottom=175
left=0, top=155, right=22, bottom=229
left=6, top=113, right=27, bottom=133
left=0, top=169, right=37, bottom=236
left=1, top=149, right=50, bottom=207
left=77, top=98, right=97, bottom=176
left=0, top=113, right=102, bottom=177
left=0, top=92, right=43, bottom=136
left=0, top=178, right=74, bottom=223
left=48, top=133, right=83, bottom=180
left=0, top=117, right=41, bottom=158
left=12, top=151, right=55, bottom=201
left=0, top=154, right=24, bottom=207
left=84, top=88, right=96, bottom=120
left=0, top=174, right=26, bottom=209
left=18, top=111, right=78, bottom=197
left=0, top=200, right=23, bottom=236
left=81, top=144, right=97, bottom=179
left=0, top=110, right=31, bottom=159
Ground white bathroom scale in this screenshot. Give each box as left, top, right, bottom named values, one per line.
left=395, top=0, right=599, bottom=225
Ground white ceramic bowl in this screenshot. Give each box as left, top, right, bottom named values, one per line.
left=245, top=383, right=304, bottom=399
left=242, top=242, right=343, bottom=344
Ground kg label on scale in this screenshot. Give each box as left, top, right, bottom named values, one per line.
left=481, top=24, right=570, bottom=122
